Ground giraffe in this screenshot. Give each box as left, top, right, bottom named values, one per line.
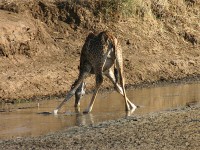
left=53, top=31, right=137, bottom=114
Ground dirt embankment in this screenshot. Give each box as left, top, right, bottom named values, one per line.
left=0, top=0, right=200, bottom=102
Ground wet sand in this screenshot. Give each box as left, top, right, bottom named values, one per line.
left=0, top=103, right=199, bottom=150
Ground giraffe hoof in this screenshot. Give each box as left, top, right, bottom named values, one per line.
left=83, top=108, right=91, bottom=114
left=53, top=109, right=58, bottom=115
left=126, top=103, right=137, bottom=112
left=74, top=103, right=80, bottom=108
left=130, top=104, right=137, bottom=111
left=126, top=109, right=135, bottom=116
left=128, top=102, right=137, bottom=111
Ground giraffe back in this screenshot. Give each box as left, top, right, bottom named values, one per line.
left=80, top=31, right=117, bottom=73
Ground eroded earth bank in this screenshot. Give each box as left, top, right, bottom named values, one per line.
left=0, top=0, right=200, bottom=102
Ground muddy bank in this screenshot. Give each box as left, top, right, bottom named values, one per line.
left=0, top=0, right=200, bottom=102
left=0, top=103, right=199, bottom=149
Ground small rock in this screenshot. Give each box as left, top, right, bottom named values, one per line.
left=185, top=142, right=190, bottom=146
left=170, top=60, right=177, bottom=66
left=188, top=60, right=195, bottom=65
left=126, top=39, right=131, bottom=45
left=125, top=58, right=130, bottom=61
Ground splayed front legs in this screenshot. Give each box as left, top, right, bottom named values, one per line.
left=53, top=84, right=80, bottom=115
left=105, top=69, right=137, bottom=111
left=53, top=70, right=89, bottom=114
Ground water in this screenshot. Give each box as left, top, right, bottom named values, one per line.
left=0, top=82, right=200, bottom=139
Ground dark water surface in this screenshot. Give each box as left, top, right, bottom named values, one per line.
left=0, top=82, right=200, bottom=139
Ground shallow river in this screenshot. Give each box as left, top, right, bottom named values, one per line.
left=0, top=82, right=200, bottom=139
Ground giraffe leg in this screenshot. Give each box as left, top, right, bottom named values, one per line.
left=83, top=73, right=103, bottom=113
left=53, top=78, right=84, bottom=114
left=53, top=67, right=91, bottom=115
left=74, top=82, right=86, bottom=107
left=105, top=70, right=137, bottom=111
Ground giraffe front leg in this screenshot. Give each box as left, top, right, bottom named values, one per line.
left=116, top=85, right=137, bottom=110
left=83, top=86, right=101, bottom=114
left=53, top=89, right=75, bottom=115
left=74, top=82, right=86, bottom=107
left=53, top=86, right=79, bottom=115
left=117, top=85, right=137, bottom=111
left=105, top=69, right=137, bottom=112
left=83, top=89, right=98, bottom=114
left=83, top=74, right=103, bottom=114
left=53, top=71, right=89, bottom=115
left=83, top=107, right=92, bottom=114
left=127, top=99, right=137, bottom=110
